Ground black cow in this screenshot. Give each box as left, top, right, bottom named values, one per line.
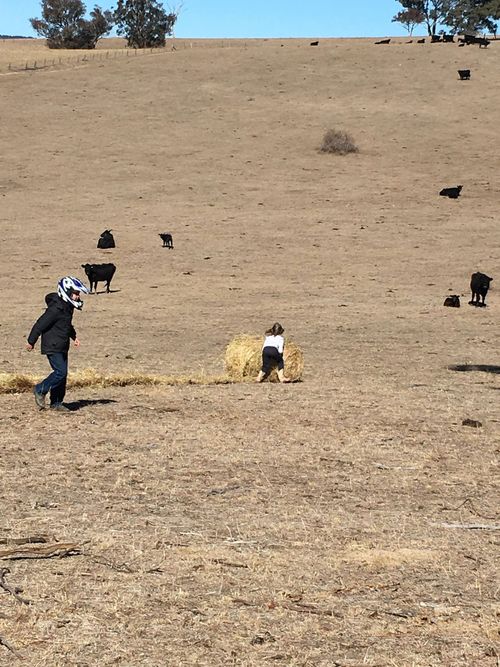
left=431, top=34, right=442, bottom=43
left=458, top=69, right=471, bottom=80
left=439, top=185, right=462, bottom=199
left=159, top=233, right=174, bottom=249
left=81, top=263, right=116, bottom=293
left=97, top=229, right=115, bottom=249
left=442, top=34, right=455, bottom=43
left=310, top=41, right=319, bottom=46
left=375, top=38, right=391, bottom=45
left=444, top=295, right=461, bottom=308
left=461, top=34, right=490, bottom=47
left=417, top=38, right=425, bottom=43
left=469, top=272, right=493, bottom=307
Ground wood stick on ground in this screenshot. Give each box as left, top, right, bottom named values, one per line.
left=0, top=568, right=30, bottom=605
left=436, top=523, right=500, bottom=530
left=451, top=498, right=498, bottom=520
left=0, top=542, right=81, bottom=560
left=90, top=556, right=135, bottom=573
left=232, top=598, right=341, bottom=617
left=0, top=536, right=51, bottom=546
left=212, top=559, right=249, bottom=568
left=0, top=634, right=23, bottom=660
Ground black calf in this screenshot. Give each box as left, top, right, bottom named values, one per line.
left=97, top=229, right=115, bottom=249
left=458, top=69, right=470, bottom=80
left=439, top=185, right=462, bottom=199
left=159, top=233, right=174, bottom=249
left=444, top=295, right=461, bottom=308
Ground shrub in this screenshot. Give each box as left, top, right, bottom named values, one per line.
left=320, top=129, right=358, bottom=155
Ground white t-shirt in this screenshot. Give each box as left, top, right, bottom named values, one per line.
left=262, top=334, right=284, bottom=354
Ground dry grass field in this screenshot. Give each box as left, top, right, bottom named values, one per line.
left=0, top=37, right=499, bottom=666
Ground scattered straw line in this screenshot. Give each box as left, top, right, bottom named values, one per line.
left=0, top=369, right=235, bottom=395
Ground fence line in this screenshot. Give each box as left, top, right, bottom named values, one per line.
left=2, top=45, right=170, bottom=74
left=1, top=40, right=254, bottom=75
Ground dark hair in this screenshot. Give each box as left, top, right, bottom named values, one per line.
left=265, top=322, right=284, bottom=336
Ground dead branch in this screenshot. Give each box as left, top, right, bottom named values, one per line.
left=0, top=568, right=30, bottom=605
left=0, top=536, right=51, bottom=546
left=443, top=498, right=498, bottom=520
left=0, top=542, right=81, bottom=560
left=212, top=559, right=249, bottom=569
left=436, top=523, right=500, bottom=530
left=89, top=556, right=135, bottom=573
left=0, top=634, right=23, bottom=660
left=368, top=607, right=415, bottom=619
left=207, top=484, right=240, bottom=496
left=374, top=463, right=418, bottom=471
left=232, top=597, right=341, bottom=617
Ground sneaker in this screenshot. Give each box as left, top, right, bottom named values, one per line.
left=50, top=403, right=72, bottom=413
left=33, top=389, right=46, bottom=410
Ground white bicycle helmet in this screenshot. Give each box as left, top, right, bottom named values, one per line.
left=57, top=276, right=89, bottom=310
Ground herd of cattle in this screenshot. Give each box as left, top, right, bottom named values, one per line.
left=374, top=33, right=490, bottom=47
left=89, top=229, right=492, bottom=312
left=83, top=229, right=174, bottom=293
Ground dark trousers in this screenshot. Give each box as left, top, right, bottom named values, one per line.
left=261, top=346, right=284, bottom=374
left=35, top=352, right=68, bottom=406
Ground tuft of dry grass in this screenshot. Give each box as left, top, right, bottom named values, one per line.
left=320, top=128, right=358, bottom=154
left=0, top=369, right=233, bottom=394
left=224, top=334, right=304, bottom=381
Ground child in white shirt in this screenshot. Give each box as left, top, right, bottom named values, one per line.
left=255, top=322, right=291, bottom=383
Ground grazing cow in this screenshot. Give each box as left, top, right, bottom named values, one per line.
left=458, top=69, right=471, bottom=80
left=81, top=263, right=116, bottom=293
left=375, top=38, right=391, bottom=45
left=461, top=34, right=490, bottom=47
left=431, top=34, right=442, bottom=43
left=469, top=272, right=493, bottom=307
left=442, top=34, right=455, bottom=43
left=97, top=229, right=115, bottom=249
left=444, top=295, right=461, bottom=308
left=159, top=233, right=174, bottom=249
left=439, top=185, right=462, bottom=199
left=310, top=41, right=319, bottom=46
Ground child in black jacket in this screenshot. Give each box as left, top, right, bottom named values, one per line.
left=26, top=276, right=88, bottom=412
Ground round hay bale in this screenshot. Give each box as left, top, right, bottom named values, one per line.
left=224, top=334, right=304, bottom=382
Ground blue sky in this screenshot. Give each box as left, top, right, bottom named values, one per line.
left=0, top=1, right=423, bottom=39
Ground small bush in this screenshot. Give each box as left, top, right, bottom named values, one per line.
left=320, top=129, right=358, bottom=155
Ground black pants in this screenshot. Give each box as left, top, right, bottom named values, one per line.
left=35, top=352, right=68, bottom=406
left=261, top=346, right=284, bottom=374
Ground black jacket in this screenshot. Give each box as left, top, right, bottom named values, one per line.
left=27, top=293, right=77, bottom=355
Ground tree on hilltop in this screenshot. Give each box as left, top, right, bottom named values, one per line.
left=114, top=0, right=178, bottom=48
left=30, top=0, right=113, bottom=49
left=395, top=0, right=500, bottom=35
left=394, top=1, right=448, bottom=35
left=392, top=8, right=425, bottom=35
left=440, top=0, right=500, bottom=35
